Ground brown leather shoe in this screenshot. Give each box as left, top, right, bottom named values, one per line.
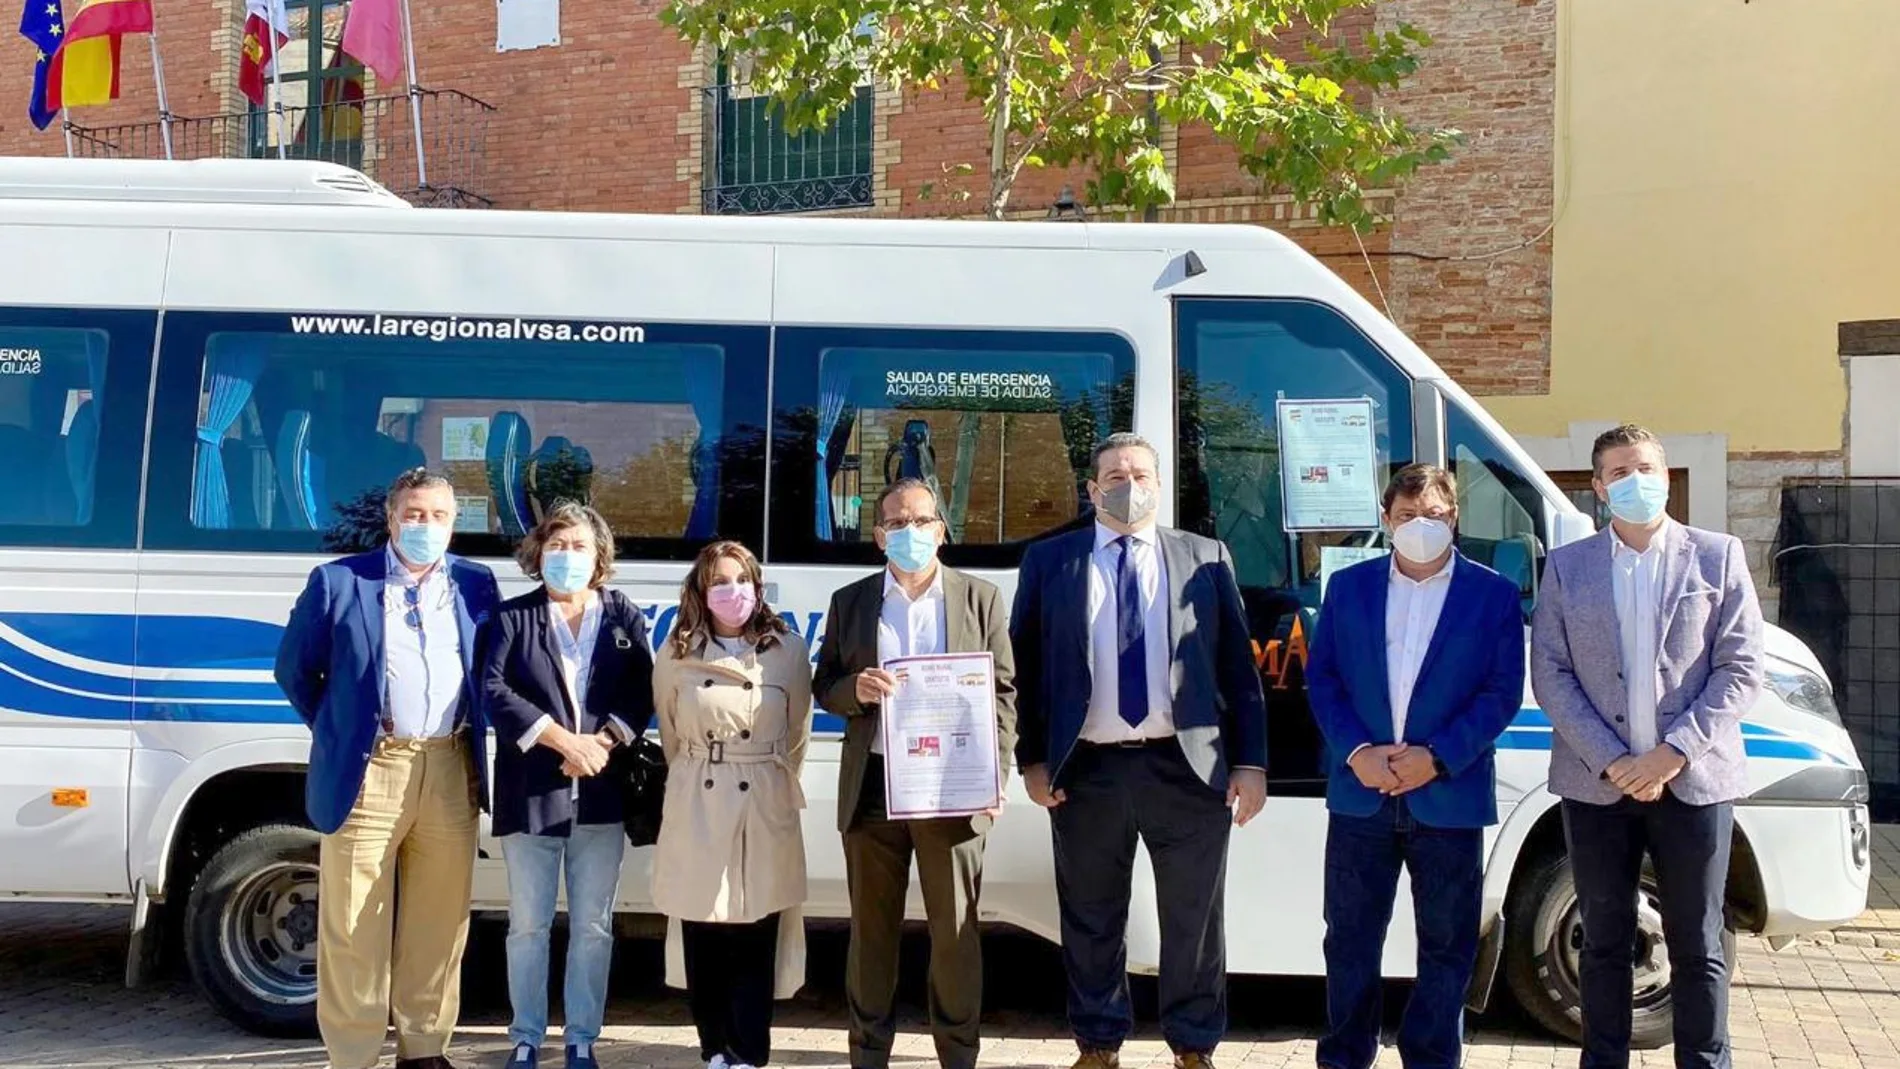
left=1174, top=1054, right=1216, bottom=1069
left=1071, top=1050, right=1121, bottom=1069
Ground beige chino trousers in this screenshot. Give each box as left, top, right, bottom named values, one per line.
left=317, top=733, right=479, bottom=1069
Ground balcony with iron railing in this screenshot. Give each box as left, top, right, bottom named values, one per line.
left=702, top=81, right=873, bottom=215
left=65, top=87, right=496, bottom=208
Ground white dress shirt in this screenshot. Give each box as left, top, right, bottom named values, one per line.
left=1611, top=523, right=1669, bottom=755
left=1082, top=522, right=1174, bottom=743
left=519, top=593, right=636, bottom=753
left=1385, top=555, right=1456, bottom=742
left=382, top=547, right=465, bottom=739
left=874, top=567, right=947, bottom=755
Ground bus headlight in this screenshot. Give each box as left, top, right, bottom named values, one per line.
left=1764, top=656, right=1843, bottom=728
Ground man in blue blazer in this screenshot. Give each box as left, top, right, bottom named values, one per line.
left=1011, top=433, right=1267, bottom=1069
left=275, top=468, right=502, bottom=1069
left=1306, top=464, right=1525, bottom=1069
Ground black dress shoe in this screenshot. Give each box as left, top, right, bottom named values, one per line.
left=396, top=1058, right=460, bottom=1069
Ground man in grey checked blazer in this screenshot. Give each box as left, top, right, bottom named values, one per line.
left=1531, top=424, right=1764, bottom=1069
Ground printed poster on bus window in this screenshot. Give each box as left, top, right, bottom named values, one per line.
left=1277, top=398, right=1380, bottom=532
left=441, top=417, right=490, bottom=462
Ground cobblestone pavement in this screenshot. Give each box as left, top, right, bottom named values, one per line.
left=5, top=829, right=1900, bottom=1069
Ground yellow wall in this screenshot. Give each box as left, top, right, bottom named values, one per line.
left=1482, top=0, right=1900, bottom=453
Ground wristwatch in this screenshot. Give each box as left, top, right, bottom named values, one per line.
left=1432, top=754, right=1449, bottom=778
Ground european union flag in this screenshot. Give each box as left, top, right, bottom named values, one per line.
left=19, top=0, right=64, bottom=130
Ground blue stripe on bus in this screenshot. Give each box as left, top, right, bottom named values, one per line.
left=0, top=613, right=1852, bottom=765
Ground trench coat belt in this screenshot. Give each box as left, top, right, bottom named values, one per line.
left=685, top=739, right=785, bottom=765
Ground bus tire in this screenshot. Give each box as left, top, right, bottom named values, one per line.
left=1503, top=847, right=1736, bottom=1050
left=184, top=823, right=322, bottom=1038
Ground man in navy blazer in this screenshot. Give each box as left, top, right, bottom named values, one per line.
left=1011, top=433, right=1267, bottom=1069
left=276, top=468, right=502, bottom=1069
left=1306, top=464, right=1524, bottom=1069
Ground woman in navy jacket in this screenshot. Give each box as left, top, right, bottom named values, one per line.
left=479, top=502, right=654, bottom=1069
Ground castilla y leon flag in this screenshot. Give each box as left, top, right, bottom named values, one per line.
left=237, top=0, right=291, bottom=107
left=41, top=0, right=153, bottom=111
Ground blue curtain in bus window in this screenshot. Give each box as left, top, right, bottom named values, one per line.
left=487, top=411, right=535, bottom=538
left=683, top=361, right=723, bottom=538
left=191, top=338, right=268, bottom=529
left=276, top=409, right=321, bottom=529
left=65, top=332, right=108, bottom=525
left=813, top=359, right=851, bottom=539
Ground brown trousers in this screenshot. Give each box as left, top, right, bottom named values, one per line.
left=844, top=758, right=987, bottom=1069
left=317, top=734, right=479, bottom=1069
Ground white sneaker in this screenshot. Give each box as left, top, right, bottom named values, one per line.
left=707, top=1057, right=729, bottom=1069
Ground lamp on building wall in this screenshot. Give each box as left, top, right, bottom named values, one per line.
left=1048, top=186, right=1087, bottom=221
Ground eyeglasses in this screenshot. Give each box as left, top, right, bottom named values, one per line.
left=403, top=585, right=423, bottom=632
left=877, top=516, right=941, bottom=533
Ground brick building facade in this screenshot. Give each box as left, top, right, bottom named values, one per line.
left=0, top=0, right=1558, bottom=395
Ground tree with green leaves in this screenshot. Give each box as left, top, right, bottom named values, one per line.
left=664, top=0, right=1457, bottom=225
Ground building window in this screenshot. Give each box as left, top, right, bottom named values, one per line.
left=248, top=0, right=366, bottom=166
left=703, top=57, right=873, bottom=215
left=1548, top=469, right=1691, bottom=529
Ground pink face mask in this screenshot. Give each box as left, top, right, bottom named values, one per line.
left=706, top=581, right=758, bottom=628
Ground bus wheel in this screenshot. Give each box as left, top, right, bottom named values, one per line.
left=1503, top=848, right=1731, bottom=1050
left=184, top=824, right=322, bottom=1037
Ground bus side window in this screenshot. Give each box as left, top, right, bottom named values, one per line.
left=1173, top=298, right=1414, bottom=796
left=1446, top=405, right=1548, bottom=620
left=142, top=313, right=771, bottom=560
left=0, top=310, right=151, bottom=549
left=768, top=327, right=1136, bottom=569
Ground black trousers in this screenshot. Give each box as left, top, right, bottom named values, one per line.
left=1049, top=741, right=1232, bottom=1055
left=1562, top=795, right=1734, bottom=1069
left=681, top=912, right=782, bottom=1066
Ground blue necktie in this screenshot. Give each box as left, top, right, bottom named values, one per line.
left=1115, top=535, right=1148, bottom=729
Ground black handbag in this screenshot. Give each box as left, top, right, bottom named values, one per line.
left=617, top=732, right=667, bottom=848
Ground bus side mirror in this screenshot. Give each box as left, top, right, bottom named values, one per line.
left=1551, top=508, right=1596, bottom=549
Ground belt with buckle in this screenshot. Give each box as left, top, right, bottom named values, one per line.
left=1086, top=736, right=1172, bottom=750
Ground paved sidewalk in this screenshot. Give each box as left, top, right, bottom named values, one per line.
left=4, top=827, right=1900, bottom=1069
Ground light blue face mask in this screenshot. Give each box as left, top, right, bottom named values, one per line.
left=542, top=549, right=594, bottom=595
left=884, top=524, right=940, bottom=574
left=1606, top=471, right=1670, bottom=525
left=395, top=522, right=451, bottom=568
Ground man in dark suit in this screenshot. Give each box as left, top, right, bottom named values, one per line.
left=1305, top=464, right=1525, bottom=1069
left=275, top=468, right=502, bottom=1069
left=1011, top=433, right=1267, bottom=1069
left=813, top=477, right=1018, bottom=1069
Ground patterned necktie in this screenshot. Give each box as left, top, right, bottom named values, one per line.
left=1115, top=535, right=1148, bottom=729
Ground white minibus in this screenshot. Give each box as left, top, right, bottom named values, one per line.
left=0, top=158, right=1869, bottom=1049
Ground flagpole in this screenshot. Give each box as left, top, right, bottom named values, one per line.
left=267, top=16, right=288, bottom=161
left=396, top=0, right=427, bottom=188
left=61, top=109, right=74, bottom=158
left=148, top=29, right=174, bottom=159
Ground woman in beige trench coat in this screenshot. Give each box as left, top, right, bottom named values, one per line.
left=652, top=540, right=812, bottom=1069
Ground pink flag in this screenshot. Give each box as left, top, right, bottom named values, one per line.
left=341, top=0, right=404, bottom=83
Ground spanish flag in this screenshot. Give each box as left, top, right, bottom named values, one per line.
left=43, top=0, right=153, bottom=110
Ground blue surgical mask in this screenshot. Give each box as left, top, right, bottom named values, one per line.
left=1606, top=471, right=1669, bottom=526
left=884, top=524, right=940, bottom=574
left=542, top=550, right=593, bottom=595
left=395, top=522, right=450, bottom=568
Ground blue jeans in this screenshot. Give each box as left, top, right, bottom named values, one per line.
left=502, top=825, right=626, bottom=1049
left=1317, top=798, right=1482, bottom=1069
